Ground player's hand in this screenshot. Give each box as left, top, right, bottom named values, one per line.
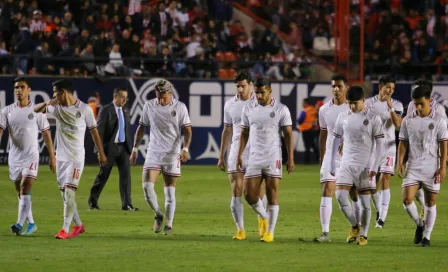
left=286, top=160, right=295, bottom=173
left=434, top=167, right=446, bottom=183
left=217, top=157, right=226, bottom=172
left=47, top=98, right=58, bottom=106
left=129, top=150, right=138, bottom=166
left=397, top=164, right=405, bottom=178
left=338, top=142, right=344, bottom=156
left=386, top=98, right=393, bottom=109
left=181, top=150, right=189, bottom=162
left=368, top=171, right=377, bottom=180
left=98, top=153, right=108, bottom=167
left=49, top=156, right=56, bottom=173
left=236, top=156, right=243, bottom=172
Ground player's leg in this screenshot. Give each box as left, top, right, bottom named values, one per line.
left=262, top=175, right=280, bottom=242
left=415, top=187, right=426, bottom=219
left=420, top=181, right=440, bottom=247
left=402, top=183, right=423, bottom=244
left=257, top=179, right=267, bottom=237
left=162, top=171, right=179, bottom=235
left=244, top=168, right=268, bottom=239
left=142, top=167, right=164, bottom=233
left=370, top=169, right=383, bottom=223
left=376, top=172, right=392, bottom=227
left=354, top=169, right=377, bottom=246
left=336, top=166, right=360, bottom=243
left=229, top=172, right=246, bottom=240
left=349, top=186, right=362, bottom=226
left=314, top=170, right=336, bottom=243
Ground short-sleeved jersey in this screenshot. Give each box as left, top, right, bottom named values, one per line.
left=47, top=100, right=97, bottom=162
left=319, top=99, right=350, bottom=171
left=407, top=99, right=447, bottom=119
left=333, top=108, right=384, bottom=168
left=139, top=98, right=191, bottom=155
left=223, top=94, right=256, bottom=156
left=241, top=99, right=292, bottom=159
left=0, top=102, right=49, bottom=166
left=399, top=111, right=448, bottom=168
left=365, top=95, right=403, bottom=154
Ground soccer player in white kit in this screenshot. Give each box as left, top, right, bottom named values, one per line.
left=314, top=74, right=362, bottom=243
left=364, top=76, right=403, bottom=228
left=217, top=70, right=267, bottom=240
left=237, top=77, right=295, bottom=243
left=405, top=78, right=447, bottom=216
left=130, top=79, right=192, bottom=235
left=34, top=79, right=108, bottom=239
left=330, top=86, right=385, bottom=246
left=1, top=77, right=56, bottom=235
left=397, top=86, right=448, bottom=247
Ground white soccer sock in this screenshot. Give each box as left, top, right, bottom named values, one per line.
left=359, top=194, right=372, bottom=237
left=261, top=195, right=267, bottom=210
left=18, top=195, right=31, bottom=226
left=62, top=189, right=76, bottom=233
left=404, top=202, right=423, bottom=226
left=230, top=197, right=244, bottom=230
left=143, top=182, right=163, bottom=217
left=423, top=205, right=436, bottom=240
left=371, top=191, right=382, bottom=215
left=267, top=205, right=279, bottom=234
left=27, top=201, right=35, bottom=224
left=250, top=199, right=268, bottom=219
left=352, top=200, right=362, bottom=225
left=320, top=197, right=332, bottom=233
left=380, top=189, right=391, bottom=221
left=336, top=190, right=357, bottom=226
left=73, top=206, right=82, bottom=226
left=164, top=186, right=176, bottom=227
left=415, top=189, right=425, bottom=208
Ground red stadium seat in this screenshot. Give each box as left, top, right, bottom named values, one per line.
left=219, top=69, right=229, bottom=79
left=215, top=52, right=225, bottom=61
left=224, top=52, right=237, bottom=61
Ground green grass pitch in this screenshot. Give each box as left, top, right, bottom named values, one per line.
left=0, top=165, right=448, bottom=271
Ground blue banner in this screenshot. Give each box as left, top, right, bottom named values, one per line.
left=0, top=76, right=446, bottom=164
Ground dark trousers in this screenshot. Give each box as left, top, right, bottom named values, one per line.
left=89, top=144, right=132, bottom=208
left=302, top=130, right=319, bottom=164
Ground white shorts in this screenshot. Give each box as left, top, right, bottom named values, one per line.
left=56, top=161, right=85, bottom=189
left=245, top=154, right=282, bottom=179
left=9, top=159, right=39, bottom=182
left=379, top=155, right=395, bottom=175
left=227, top=152, right=248, bottom=174
left=143, top=152, right=181, bottom=177
left=336, top=165, right=376, bottom=191
left=320, top=166, right=339, bottom=183
left=402, top=164, right=440, bottom=194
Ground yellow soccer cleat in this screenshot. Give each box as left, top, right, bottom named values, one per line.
left=347, top=225, right=360, bottom=243
left=232, top=229, right=247, bottom=240
left=419, top=208, right=425, bottom=223
left=258, top=218, right=268, bottom=238
left=261, top=232, right=274, bottom=243
left=357, top=235, right=368, bottom=246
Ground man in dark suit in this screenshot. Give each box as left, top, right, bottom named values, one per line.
left=88, top=88, right=138, bottom=211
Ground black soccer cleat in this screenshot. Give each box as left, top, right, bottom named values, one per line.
left=376, top=211, right=379, bottom=221
left=375, top=219, right=385, bottom=229
left=414, top=225, right=424, bottom=244
left=421, top=238, right=430, bottom=247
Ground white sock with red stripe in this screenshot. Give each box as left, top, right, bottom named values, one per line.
left=336, top=190, right=357, bottom=226
left=371, top=191, right=382, bottom=218
left=424, top=205, right=436, bottom=240
left=404, top=202, right=423, bottom=226
left=18, top=195, right=31, bottom=226
left=62, top=189, right=76, bottom=233
left=267, top=205, right=279, bottom=234
left=359, top=195, right=371, bottom=237
left=380, top=189, right=390, bottom=221
left=143, top=182, right=163, bottom=217
left=164, top=186, right=176, bottom=227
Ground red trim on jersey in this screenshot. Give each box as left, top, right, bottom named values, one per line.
left=143, top=167, right=162, bottom=171
left=332, top=132, right=342, bottom=138
left=88, top=125, right=97, bottom=130
left=374, top=134, right=385, bottom=138
left=224, top=123, right=232, bottom=127
left=264, top=174, right=282, bottom=178
left=320, top=127, right=327, bottom=131
left=181, top=123, right=191, bottom=128
left=240, top=125, right=248, bottom=129
left=438, top=138, right=448, bottom=142
left=0, top=125, right=6, bottom=130
left=402, top=182, right=419, bottom=187
left=161, top=171, right=181, bottom=177
left=139, top=122, right=150, bottom=127
left=244, top=174, right=262, bottom=178
left=398, top=137, right=408, bottom=141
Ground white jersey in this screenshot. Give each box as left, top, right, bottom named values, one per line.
left=365, top=95, right=403, bottom=154
left=0, top=102, right=49, bottom=166
left=399, top=111, right=448, bottom=169
left=407, top=99, right=447, bottom=119
left=139, top=98, right=191, bottom=155
left=241, top=99, right=292, bottom=161
left=319, top=99, right=350, bottom=171
left=223, top=94, right=256, bottom=157
left=333, top=108, right=384, bottom=168
left=47, top=100, right=97, bottom=162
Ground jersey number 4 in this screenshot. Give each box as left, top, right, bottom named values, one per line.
left=29, top=163, right=37, bottom=171
left=72, top=168, right=81, bottom=180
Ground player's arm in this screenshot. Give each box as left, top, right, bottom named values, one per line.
left=397, top=117, right=409, bottom=178
left=329, top=115, right=344, bottom=175
left=42, top=129, right=56, bottom=173
left=181, top=125, right=192, bottom=162
left=438, top=140, right=447, bottom=182
left=388, top=102, right=403, bottom=129
left=130, top=124, right=145, bottom=166
left=90, top=128, right=107, bottom=166
left=237, top=127, right=249, bottom=160
left=218, top=125, right=232, bottom=170
left=370, top=116, right=385, bottom=176
left=96, top=106, right=108, bottom=138
left=34, top=102, right=48, bottom=113
left=282, top=125, right=295, bottom=173
left=317, top=107, right=327, bottom=164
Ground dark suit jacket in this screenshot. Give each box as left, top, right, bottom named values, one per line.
left=96, top=103, right=133, bottom=156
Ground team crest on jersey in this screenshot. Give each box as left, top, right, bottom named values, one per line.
left=363, top=119, right=369, bottom=125
left=171, top=110, right=176, bottom=117
left=75, top=111, right=81, bottom=118
left=429, top=123, right=434, bottom=130
left=270, top=112, right=275, bottom=118
left=28, top=113, right=34, bottom=120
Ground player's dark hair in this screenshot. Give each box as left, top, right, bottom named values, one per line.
left=254, top=77, right=271, bottom=89
left=331, top=74, right=348, bottom=84
left=411, top=86, right=431, bottom=100
left=52, top=79, right=73, bottom=93
left=234, top=70, right=253, bottom=83
left=303, top=98, right=311, bottom=105
left=14, top=76, right=30, bottom=87
left=346, top=86, right=364, bottom=101
left=379, top=75, right=395, bottom=86
left=113, top=87, right=128, bottom=96
left=413, top=78, right=433, bottom=91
